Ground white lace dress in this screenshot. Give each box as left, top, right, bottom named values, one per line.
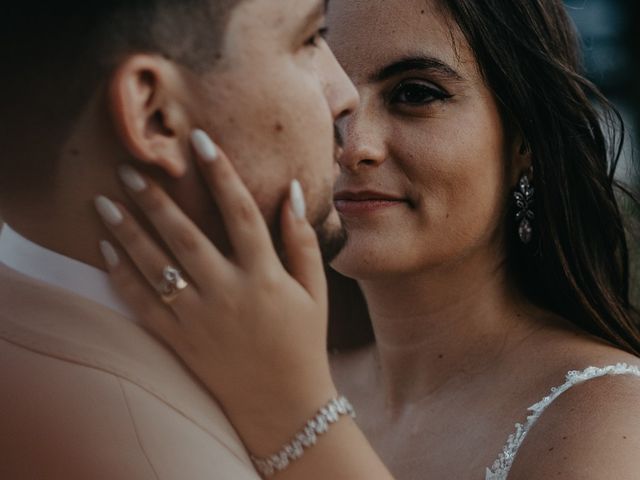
left=485, top=363, right=640, bottom=480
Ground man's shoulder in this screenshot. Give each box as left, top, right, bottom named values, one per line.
left=0, top=338, right=157, bottom=479
left=0, top=262, right=171, bottom=389
left=0, top=337, right=258, bottom=479
left=0, top=264, right=256, bottom=476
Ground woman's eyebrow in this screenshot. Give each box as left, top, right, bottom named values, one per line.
left=370, top=56, right=464, bottom=83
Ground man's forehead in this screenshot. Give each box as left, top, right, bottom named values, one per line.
left=222, top=0, right=327, bottom=52
left=230, top=0, right=326, bottom=26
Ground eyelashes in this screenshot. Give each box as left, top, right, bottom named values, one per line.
left=305, top=27, right=329, bottom=48
left=389, top=80, right=453, bottom=106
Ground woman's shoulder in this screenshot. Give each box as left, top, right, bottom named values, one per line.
left=505, top=326, right=640, bottom=479
left=513, top=319, right=640, bottom=418
left=506, top=365, right=640, bottom=479
left=540, top=318, right=637, bottom=365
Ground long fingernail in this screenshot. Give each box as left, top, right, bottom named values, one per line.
left=99, top=240, right=120, bottom=268
left=191, top=129, right=218, bottom=163
left=290, top=180, right=306, bottom=220
left=94, top=196, right=123, bottom=226
left=118, top=165, right=147, bottom=192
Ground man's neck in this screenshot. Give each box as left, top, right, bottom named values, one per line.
left=2, top=94, right=135, bottom=271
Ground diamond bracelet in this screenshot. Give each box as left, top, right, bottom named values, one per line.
left=249, top=396, right=356, bottom=478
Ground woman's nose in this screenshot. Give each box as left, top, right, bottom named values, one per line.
left=337, top=113, right=387, bottom=173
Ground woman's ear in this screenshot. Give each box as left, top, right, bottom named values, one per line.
left=108, top=54, right=190, bottom=178
left=509, top=129, right=533, bottom=184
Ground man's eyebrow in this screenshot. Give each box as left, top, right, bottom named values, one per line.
left=370, top=56, right=464, bottom=83
left=307, top=0, right=328, bottom=24
left=295, top=0, right=328, bottom=37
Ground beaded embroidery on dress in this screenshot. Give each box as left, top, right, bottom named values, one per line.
left=485, top=363, right=640, bottom=480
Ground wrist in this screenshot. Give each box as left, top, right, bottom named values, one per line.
left=250, top=395, right=356, bottom=477
left=226, top=379, right=339, bottom=457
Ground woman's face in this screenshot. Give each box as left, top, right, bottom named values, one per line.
left=328, top=0, right=519, bottom=280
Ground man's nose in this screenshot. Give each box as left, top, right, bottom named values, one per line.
left=326, top=58, right=360, bottom=122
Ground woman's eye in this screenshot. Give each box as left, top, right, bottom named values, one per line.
left=390, top=81, right=451, bottom=105
left=305, top=27, right=329, bottom=48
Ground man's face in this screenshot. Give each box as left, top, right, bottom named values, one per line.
left=175, top=0, right=358, bottom=259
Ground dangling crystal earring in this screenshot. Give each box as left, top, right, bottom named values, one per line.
left=514, top=172, right=534, bottom=244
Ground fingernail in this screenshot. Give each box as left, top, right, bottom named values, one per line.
left=191, top=129, right=218, bottom=163
left=94, top=196, right=123, bottom=226
left=290, top=179, right=306, bottom=220
left=99, top=240, right=120, bottom=268
left=118, top=165, right=147, bottom=192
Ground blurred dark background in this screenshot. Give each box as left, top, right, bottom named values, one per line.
left=565, top=0, right=639, bottom=301
left=565, top=0, right=638, bottom=183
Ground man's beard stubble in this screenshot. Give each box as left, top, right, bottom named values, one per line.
left=312, top=205, right=348, bottom=264
left=277, top=125, right=348, bottom=265
left=273, top=191, right=348, bottom=266
left=312, top=124, right=348, bottom=264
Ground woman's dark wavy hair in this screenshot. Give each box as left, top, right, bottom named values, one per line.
left=328, top=0, right=640, bottom=354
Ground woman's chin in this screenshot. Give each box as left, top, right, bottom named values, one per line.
left=330, top=243, right=404, bottom=281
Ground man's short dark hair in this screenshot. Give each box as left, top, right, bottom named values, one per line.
left=0, top=0, right=241, bottom=205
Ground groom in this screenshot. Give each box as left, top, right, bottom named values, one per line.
left=0, top=1, right=357, bottom=478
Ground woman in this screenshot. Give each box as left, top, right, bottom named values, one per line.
left=95, top=0, right=640, bottom=478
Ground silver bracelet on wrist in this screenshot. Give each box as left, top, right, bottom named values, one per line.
left=249, top=395, right=356, bottom=478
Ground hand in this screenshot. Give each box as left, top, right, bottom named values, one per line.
left=95, top=130, right=337, bottom=456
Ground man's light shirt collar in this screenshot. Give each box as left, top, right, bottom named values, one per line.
left=0, top=224, right=136, bottom=321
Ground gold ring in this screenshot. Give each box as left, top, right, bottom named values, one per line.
left=158, top=266, right=189, bottom=303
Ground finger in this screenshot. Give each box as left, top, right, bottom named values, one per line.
left=98, top=240, right=187, bottom=348
left=191, top=129, right=278, bottom=269
left=94, top=195, right=200, bottom=314
left=280, top=180, right=327, bottom=303
left=117, top=165, right=231, bottom=284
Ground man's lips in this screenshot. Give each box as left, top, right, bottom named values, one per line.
left=333, top=190, right=408, bottom=214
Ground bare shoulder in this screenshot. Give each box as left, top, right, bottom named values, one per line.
left=508, top=334, right=640, bottom=480
left=513, top=317, right=640, bottom=389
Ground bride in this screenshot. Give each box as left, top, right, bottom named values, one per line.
left=96, top=0, right=640, bottom=478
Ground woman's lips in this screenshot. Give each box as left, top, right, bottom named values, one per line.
left=333, top=191, right=407, bottom=215
left=334, top=199, right=406, bottom=214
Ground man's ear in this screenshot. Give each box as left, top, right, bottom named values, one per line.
left=108, top=55, right=190, bottom=178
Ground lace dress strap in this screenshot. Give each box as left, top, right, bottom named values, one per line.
left=485, top=363, right=640, bottom=480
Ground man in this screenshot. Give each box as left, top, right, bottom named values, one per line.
left=0, top=1, right=358, bottom=478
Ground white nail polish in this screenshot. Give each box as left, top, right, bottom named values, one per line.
left=118, top=165, right=147, bottom=192
left=95, top=196, right=123, bottom=226
left=290, top=179, right=306, bottom=220
left=191, top=129, right=218, bottom=162
left=99, top=240, right=120, bottom=268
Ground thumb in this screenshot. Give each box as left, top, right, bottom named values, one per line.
left=280, top=180, right=327, bottom=303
